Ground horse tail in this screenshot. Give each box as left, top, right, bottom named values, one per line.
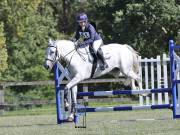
left=125, top=45, right=140, bottom=74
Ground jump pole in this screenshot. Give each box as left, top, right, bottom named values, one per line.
left=169, top=40, right=180, bottom=118
left=54, top=62, right=71, bottom=124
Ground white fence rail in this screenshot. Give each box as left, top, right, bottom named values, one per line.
left=139, top=54, right=170, bottom=106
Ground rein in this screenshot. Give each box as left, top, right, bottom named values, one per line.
left=47, top=42, right=92, bottom=69
left=63, top=48, right=76, bottom=58
left=63, top=43, right=91, bottom=61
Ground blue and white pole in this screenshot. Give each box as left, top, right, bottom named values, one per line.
left=54, top=63, right=61, bottom=124
left=54, top=63, right=67, bottom=124
left=169, top=40, right=180, bottom=118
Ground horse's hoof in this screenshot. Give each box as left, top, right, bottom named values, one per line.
left=67, top=116, right=74, bottom=122
left=65, top=101, right=70, bottom=107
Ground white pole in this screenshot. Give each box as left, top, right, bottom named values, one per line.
left=157, top=55, right=162, bottom=105
left=139, top=56, right=143, bottom=106
left=145, top=58, right=150, bottom=105
left=151, top=58, right=155, bottom=105
left=163, top=54, right=169, bottom=104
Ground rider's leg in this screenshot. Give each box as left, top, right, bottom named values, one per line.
left=97, top=48, right=108, bottom=70
left=93, top=39, right=108, bottom=70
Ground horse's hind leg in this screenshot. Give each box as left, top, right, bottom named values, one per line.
left=128, top=71, right=152, bottom=98
left=131, top=78, right=136, bottom=90
left=124, top=70, right=141, bottom=90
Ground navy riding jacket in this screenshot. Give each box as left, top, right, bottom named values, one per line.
left=74, top=23, right=101, bottom=46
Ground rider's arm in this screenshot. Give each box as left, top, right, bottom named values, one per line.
left=81, top=25, right=95, bottom=46
left=74, top=26, right=80, bottom=41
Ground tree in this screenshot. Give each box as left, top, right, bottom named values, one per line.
left=48, top=0, right=75, bottom=34
left=88, top=0, right=180, bottom=56
left=0, top=0, right=62, bottom=99
left=0, top=22, right=8, bottom=79
left=0, top=0, right=59, bottom=81
left=113, top=0, right=180, bottom=56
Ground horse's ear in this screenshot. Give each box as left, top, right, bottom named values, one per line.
left=48, top=38, right=53, bottom=46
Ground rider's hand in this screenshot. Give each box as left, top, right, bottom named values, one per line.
left=70, top=38, right=76, bottom=42
left=74, top=41, right=85, bottom=49
left=78, top=42, right=85, bottom=47
left=74, top=41, right=78, bottom=46
left=74, top=41, right=79, bottom=49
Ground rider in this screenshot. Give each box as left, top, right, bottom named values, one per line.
left=73, top=13, right=108, bottom=70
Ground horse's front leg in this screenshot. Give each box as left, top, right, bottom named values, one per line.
left=64, top=74, right=82, bottom=109
left=64, top=74, right=83, bottom=106
left=67, top=85, right=78, bottom=121
left=65, top=74, right=84, bottom=91
left=70, top=85, right=78, bottom=114
left=64, top=74, right=85, bottom=121
left=71, top=85, right=78, bottom=104
left=64, top=84, right=78, bottom=110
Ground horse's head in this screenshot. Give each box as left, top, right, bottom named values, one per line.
left=44, top=39, right=58, bottom=71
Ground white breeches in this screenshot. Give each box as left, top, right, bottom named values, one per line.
left=92, top=39, right=103, bottom=53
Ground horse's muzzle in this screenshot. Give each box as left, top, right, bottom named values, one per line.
left=43, top=63, right=49, bottom=70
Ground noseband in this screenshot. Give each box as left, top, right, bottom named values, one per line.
left=45, top=45, right=58, bottom=64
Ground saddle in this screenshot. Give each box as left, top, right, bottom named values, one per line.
left=76, top=43, right=108, bottom=77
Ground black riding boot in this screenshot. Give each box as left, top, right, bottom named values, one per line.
left=96, top=48, right=108, bottom=70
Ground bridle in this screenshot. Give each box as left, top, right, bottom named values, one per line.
left=45, top=45, right=58, bottom=65
left=45, top=42, right=76, bottom=68
left=45, top=41, right=92, bottom=66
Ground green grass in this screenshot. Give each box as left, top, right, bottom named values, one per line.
left=0, top=102, right=179, bottom=135
left=1, top=106, right=180, bottom=135
left=2, top=105, right=56, bottom=116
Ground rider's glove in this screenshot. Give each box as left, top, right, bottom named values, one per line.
left=74, top=41, right=79, bottom=49
left=78, top=42, right=85, bottom=47
left=70, top=38, right=76, bottom=42
left=75, top=41, right=85, bottom=49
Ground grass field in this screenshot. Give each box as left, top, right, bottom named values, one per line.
left=0, top=106, right=180, bottom=135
